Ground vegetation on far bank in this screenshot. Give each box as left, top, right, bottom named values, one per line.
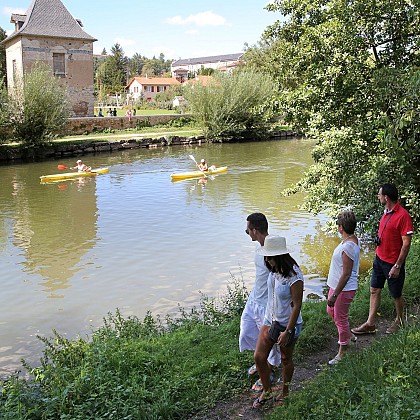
left=0, top=239, right=418, bottom=419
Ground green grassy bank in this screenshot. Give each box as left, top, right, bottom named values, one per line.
left=1, top=241, right=418, bottom=419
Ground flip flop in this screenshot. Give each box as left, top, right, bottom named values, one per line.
left=247, top=364, right=257, bottom=376
left=252, top=395, right=273, bottom=409
left=252, top=374, right=274, bottom=392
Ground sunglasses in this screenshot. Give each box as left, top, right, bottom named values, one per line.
left=245, top=227, right=255, bottom=235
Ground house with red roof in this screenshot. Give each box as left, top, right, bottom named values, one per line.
left=126, top=76, right=181, bottom=102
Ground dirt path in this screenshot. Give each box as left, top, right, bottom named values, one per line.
left=190, top=316, right=399, bottom=420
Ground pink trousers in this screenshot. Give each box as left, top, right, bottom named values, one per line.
left=327, top=288, right=356, bottom=345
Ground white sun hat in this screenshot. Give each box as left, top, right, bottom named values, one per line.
left=256, top=236, right=290, bottom=256
left=201, top=159, right=205, bottom=162
left=76, top=159, right=82, bottom=163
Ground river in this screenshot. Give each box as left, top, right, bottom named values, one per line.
left=0, top=138, right=371, bottom=376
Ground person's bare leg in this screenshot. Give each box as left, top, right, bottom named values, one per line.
left=394, top=296, right=404, bottom=323
left=366, top=287, right=381, bottom=325
left=254, top=326, right=274, bottom=399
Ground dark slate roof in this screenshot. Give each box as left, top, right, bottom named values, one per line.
left=172, top=53, right=243, bottom=66
left=4, top=0, right=96, bottom=43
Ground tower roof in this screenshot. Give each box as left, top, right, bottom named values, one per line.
left=4, top=0, right=96, bottom=43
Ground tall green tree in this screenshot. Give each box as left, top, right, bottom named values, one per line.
left=184, top=70, right=276, bottom=140
left=0, top=26, right=7, bottom=86
left=247, top=0, right=420, bottom=231
left=6, top=63, right=70, bottom=145
left=96, top=43, right=128, bottom=95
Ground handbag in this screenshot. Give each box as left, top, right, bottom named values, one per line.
left=268, top=321, right=295, bottom=346
left=268, top=274, right=296, bottom=347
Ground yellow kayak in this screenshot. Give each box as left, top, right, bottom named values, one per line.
left=171, top=166, right=228, bottom=180
left=40, top=167, right=109, bottom=183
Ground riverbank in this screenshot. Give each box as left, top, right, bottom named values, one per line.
left=0, top=122, right=299, bottom=163
left=0, top=240, right=418, bottom=419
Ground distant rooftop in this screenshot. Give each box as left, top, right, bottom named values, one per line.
left=172, top=53, right=243, bottom=66
left=4, top=0, right=96, bottom=43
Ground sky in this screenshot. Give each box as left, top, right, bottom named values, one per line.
left=0, top=1, right=282, bottom=60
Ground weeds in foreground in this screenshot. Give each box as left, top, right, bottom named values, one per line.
left=0, top=275, right=250, bottom=419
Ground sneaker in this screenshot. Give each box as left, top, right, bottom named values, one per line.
left=386, top=320, right=402, bottom=334
left=351, top=323, right=376, bottom=335
left=337, top=334, right=358, bottom=345
left=328, top=354, right=342, bottom=365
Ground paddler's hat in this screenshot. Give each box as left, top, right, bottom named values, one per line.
left=201, top=159, right=205, bottom=162
left=76, top=159, right=82, bottom=163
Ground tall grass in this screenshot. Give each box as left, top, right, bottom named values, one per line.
left=268, top=326, right=420, bottom=419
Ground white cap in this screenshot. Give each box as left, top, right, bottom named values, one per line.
left=76, top=160, right=82, bottom=163
left=201, top=159, right=205, bottom=163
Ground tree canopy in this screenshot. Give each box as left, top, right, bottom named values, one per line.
left=0, top=26, right=7, bottom=86
left=246, top=0, right=420, bottom=232
left=2, top=63, right=70, bottom=145
left=184, top=70, right=276, bottom=140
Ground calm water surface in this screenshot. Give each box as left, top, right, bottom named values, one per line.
left=0, top=139, right=370, bottom=376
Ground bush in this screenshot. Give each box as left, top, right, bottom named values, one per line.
left=184, top=70, right=276, bottom=140
left=7, top=63, right=71, bottom=145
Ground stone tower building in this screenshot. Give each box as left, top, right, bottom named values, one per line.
left=3, top=0, right=96, bottom=117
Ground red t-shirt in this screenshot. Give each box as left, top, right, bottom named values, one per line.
left=376, top=202, right=413, bottom=264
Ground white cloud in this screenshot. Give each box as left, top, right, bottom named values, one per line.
left=2, top=7, right=27, bottom=16
left=185, top=29, right=198, bottom=35
left=166, top=11, right=227, bottom=27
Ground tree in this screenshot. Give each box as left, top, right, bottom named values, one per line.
left=0, top=26, right=7, bottom=85
left=247, top=0, right=420, bottom=232
left=6, top=63, right=70, bottom=145
left=95, top=43, right=128, bottom=95
left=184, top=70, right=276, bottom=140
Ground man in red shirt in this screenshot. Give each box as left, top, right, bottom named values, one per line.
left=352, top=183, right=413, bottom=335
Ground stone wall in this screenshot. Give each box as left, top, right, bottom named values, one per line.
left=0, top=130, right=300, bottom=163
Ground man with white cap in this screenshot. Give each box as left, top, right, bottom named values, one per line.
left=71, top=159, right=91, bottom=172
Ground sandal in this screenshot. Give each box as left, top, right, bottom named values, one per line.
left=252, top=395, right=273, bottom=409
left=247, top=364, right=257, bottom=376
left=251, top=374, right=274, bottom=392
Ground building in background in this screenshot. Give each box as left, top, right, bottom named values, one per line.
left=126, top=76, right=181, bottom=102
left=2, top=0, right=96, bottom=117
left=171, top=53, right=244, bottom=82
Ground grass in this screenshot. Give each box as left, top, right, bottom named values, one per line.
left=0, top=240, right=418, bottom=419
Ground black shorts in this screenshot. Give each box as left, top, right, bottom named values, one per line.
left=371, top=255, right=405, bottom=298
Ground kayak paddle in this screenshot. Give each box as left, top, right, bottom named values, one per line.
left=188, top=154, right=207, bottom=178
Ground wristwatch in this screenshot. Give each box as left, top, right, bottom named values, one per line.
left=287, top=329, right=294, bottom=335
left=394, top=264, right=401, bottom=269
left=332, top=293, right=338, bottom=298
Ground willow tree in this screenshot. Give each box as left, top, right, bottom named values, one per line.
left=184, top=70, right=276, bottom=140
left=246, top=0, right=420, bottom=231
left=7, top=63, right=70, bottom=145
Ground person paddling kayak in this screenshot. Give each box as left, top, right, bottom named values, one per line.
left=71, top=159, right=91, bottom=172
left=197, top=159, right=208, bottom=172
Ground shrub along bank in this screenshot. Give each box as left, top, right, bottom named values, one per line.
left=0, top=241, right=418, bottom=419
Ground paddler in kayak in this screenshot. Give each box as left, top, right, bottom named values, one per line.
left=197, top=159, right=208, bottom=172
left=71, top=159, right=91, bottom=172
